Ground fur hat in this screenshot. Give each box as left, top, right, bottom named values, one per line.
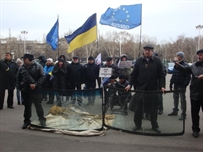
left=47, top=58, right=53, bottom=62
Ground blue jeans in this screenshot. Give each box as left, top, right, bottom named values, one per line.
left=16, top=87, right=24, bottom=103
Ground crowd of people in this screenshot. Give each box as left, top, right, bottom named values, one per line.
left=0, top=45, right=202, bottom=138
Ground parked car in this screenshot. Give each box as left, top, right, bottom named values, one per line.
left=167, top=62, right=175, bottom=74
left=131, top=60, right=136, bottom=68
left=188, top=62, right=192, bottom=66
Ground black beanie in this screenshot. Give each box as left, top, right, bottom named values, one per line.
left=88, top=56, right=94, bottom=60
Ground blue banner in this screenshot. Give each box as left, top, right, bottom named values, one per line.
left=100, top=4, right=142, bottom=30
left=46, top=19, right=59, bottom=50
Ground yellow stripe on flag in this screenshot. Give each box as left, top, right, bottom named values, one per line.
left=67, top=25, right=97, bottom=53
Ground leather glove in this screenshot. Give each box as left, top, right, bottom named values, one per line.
left=170, top=83, right=173, bottom=91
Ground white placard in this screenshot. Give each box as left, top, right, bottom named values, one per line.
left=118, top=61, right=132, bottom=68
left=99, top=68, right=112, bottom=77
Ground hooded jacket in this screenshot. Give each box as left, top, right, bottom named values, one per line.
left=38, top=55, right=47, bottom=67
left=52, top=61, right=67, bottom=89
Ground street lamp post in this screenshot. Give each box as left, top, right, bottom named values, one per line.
left=119, top=39, right=122, bottom=56
left=21, top=30, right=28, bottom=54
left=196, top=25, right=203, bottom=50
left=11, top=51, right=15, bottom=60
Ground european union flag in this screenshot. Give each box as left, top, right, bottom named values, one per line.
left=46, top=19, right=59, bottom=50
left=100, top=4, right=142, bottom=30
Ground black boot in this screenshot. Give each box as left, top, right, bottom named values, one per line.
left=22, top=122, right=30, bottom=129
left=168, top=111, right=178, bottom=116
left=39, top=119, right=46, bottom=127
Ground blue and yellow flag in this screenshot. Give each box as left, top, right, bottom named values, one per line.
left=46, top=19, right=59, bottom=50
left=65, top=13, right=97, bottom=53
left=100, top=4, right=142, bottom=30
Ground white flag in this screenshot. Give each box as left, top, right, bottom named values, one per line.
left=95, top=53, right=101, bottom=65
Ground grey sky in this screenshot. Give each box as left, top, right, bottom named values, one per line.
left=0, top=0, right=202, bottom=43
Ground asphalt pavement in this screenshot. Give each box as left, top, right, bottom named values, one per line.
left=0, top=75, right=203, bottom=152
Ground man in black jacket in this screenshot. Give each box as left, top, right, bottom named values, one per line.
left=125, top=44, right=165, bottom=133
left=174, top=49, right=203, bottom=138
left=67, top=56, right=84, bottom=105
left=84, top=56, right=99, bottom=105
left=168, top=52, right=191, bottom=120
left=0, top=53, right=18, bottom=109
left=17, top=54, right=46, bottom=129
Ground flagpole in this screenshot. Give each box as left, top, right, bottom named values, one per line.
left=138, top=25, right=142, bottom=58
left=57, top=14, right=59, bottom=58
left=138, top=4, right=142, bottom=58
left=96, top=13, right=98, bottom=50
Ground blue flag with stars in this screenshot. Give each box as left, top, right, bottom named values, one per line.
left=100, top=4, right=142, bottom=30
left=46, top=19, right=59, bottom=50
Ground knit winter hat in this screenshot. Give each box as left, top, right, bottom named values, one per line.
left=47, top=58, right=53, bottom=62
left=176, top=51, right=184, bottom=58
left=58, top=58, right=65, bottom=62
left=16, top=58, right=23, bottom=64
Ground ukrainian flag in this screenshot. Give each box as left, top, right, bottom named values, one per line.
left=65, top=13, right=97, bottom=53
